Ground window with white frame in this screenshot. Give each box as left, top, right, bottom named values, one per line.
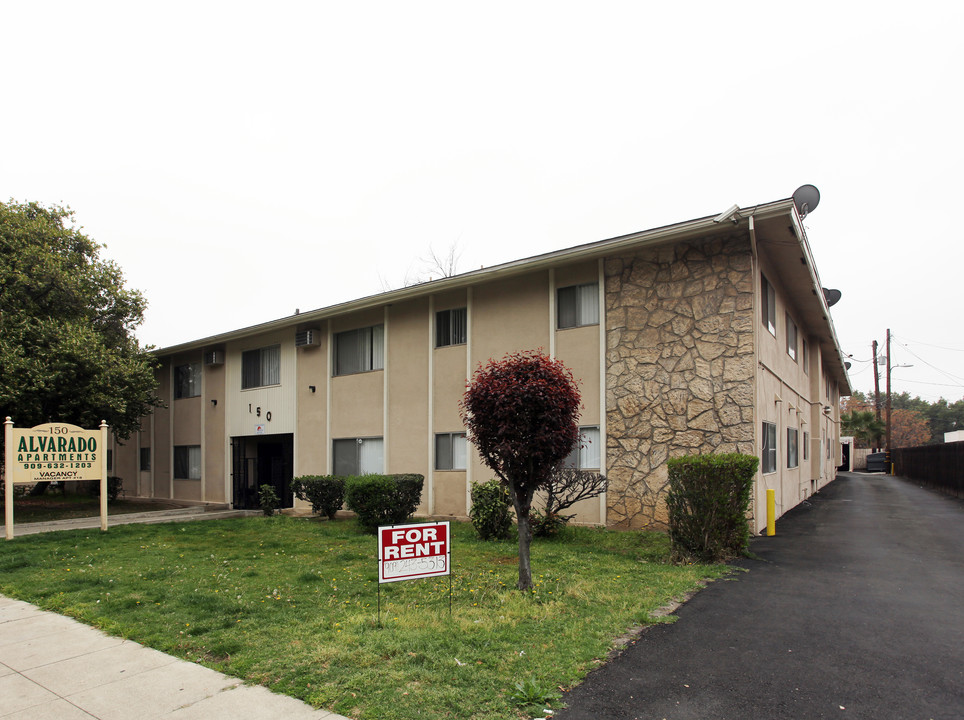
left=803, top=431, right=810, bottom=461
left=242, top=345, right=281, bottom=389
left=174, top=362, right=201, bottom=399
left=787, top=427, right=799, bottom=468
left=174, top=445, right=201, bottom=480
left=332, top=437, right=384, bottom=476
left=436, top=308, right=467, bottom=347
left=563, top=426, right=601, bottom=469
left=557, top=283, right=599, bottom=329
left=786, top=313, right=798, bottom=361
left=762, top=421, right=777, bottom=474
left=334, top=325, right=384, bottom=376
left=435, top=432, right=467, bottom=470
left=762, top=274, right=776, bottom=336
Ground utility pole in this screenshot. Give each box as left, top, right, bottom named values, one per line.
left=885, top=329, right=892, bottom=473
left=872, top=340, right=882, bottom=450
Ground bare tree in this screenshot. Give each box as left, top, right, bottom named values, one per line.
left=534, top=467, right=608, bottom=536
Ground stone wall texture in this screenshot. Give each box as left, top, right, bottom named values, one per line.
left=605, top=233, right=756, bottom=529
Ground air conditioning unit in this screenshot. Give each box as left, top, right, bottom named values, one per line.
left=203, top=350, right=223, bottom=366
left=295, top=329, right=321, bottom=348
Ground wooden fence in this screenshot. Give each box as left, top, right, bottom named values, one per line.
left=893, top=442, right=964, bottom=499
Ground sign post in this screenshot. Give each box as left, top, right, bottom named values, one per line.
left=376, top=521, right=451, bottom=623
left=4, top=418, right=110, bottom=540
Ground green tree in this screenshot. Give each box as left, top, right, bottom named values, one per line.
left=841, top=410, right=885, bottom=449
left=0, top=200, right=159, bottom=445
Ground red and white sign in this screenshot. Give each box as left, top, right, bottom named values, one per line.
left=378, top=521, right=450, bottom=584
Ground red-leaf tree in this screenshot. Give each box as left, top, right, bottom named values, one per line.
left=460, top=350, right=581, bottom=591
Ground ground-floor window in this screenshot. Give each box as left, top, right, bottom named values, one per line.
left=174, top=445, right=201, bottom=480
left=803, top=431, right=810, bottom=461
left=787, top=427, right=799, bottom=468
left=139, top=447, right=151, bottom=471
left=762, top=422, right=777, bottom=474
left=564, top=426, right=601, bottom=470
left=435, top=432, right=467, bottom=470
left=333, top=437, right=384, bottom=476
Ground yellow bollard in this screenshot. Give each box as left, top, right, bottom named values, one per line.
left=766, top=488, right=776, bottom=536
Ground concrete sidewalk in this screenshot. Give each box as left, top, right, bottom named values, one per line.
left=0, top=595, right=348, bottom=720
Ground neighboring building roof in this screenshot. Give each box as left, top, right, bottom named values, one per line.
left=156, top=196, right=852, bottom=395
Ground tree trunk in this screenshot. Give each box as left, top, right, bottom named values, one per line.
left=511, top=491, right=534, bottom=591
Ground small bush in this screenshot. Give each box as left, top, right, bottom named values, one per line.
left=258, top=484, right=280, bottom=516
left=344, top=474, right=423, bottom=533
left=469, top=479, right=514, bottom=540
left=534, top=467, right=608, bottom=538
left=292, top=475, right=345, bottom=519
left=665, top=453, right=758, bottom=563
left=106, top=477, right=124, bottom=502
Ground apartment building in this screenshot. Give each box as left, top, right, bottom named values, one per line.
left=113, top=195, right=851, bottom=533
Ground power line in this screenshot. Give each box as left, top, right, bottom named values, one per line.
left=893, top=335, right=964, bottom=384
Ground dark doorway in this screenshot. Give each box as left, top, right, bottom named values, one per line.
left=230, top=434, right=294, bottom=510
left=839, top=442, right=851, bottom=472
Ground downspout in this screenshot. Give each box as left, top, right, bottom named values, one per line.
left=748, top=214, right=762, bottom=534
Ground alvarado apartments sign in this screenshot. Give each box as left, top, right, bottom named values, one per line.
left=4, top=418, right=110, bottom=539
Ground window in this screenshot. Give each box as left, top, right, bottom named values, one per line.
left=786, top=314, right=798, bottom=361
left=436, top=308, right=467, bottom=347
left=563, top=426, right=601, bottom=469
left=107, top=449, right=113, bottom=472
left=174, top=362, right=201, bottom=398
left=334, top=325, right=384, bottom=376
left=333, top=437, right=384, bottom=475
left=803, top=431, right=810, bottom=461
left=761, top=274, right=776, bottom=336
left=435, top=432, right=467, bottom=470
left=174, top=445, right=201, bottom=480
left=802, top=338, right=810, bottom=374
left=139, top=447, right=151, bottom=472
left=242, top=345, right=280, bottom=389
left=557, top=283, right=599, bottom=329
left=762, top=422, right=777, bottom=474
left=787, top=428, right=799, bottom=468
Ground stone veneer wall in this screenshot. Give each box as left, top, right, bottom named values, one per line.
left=605, top=233, right=756, bottom=529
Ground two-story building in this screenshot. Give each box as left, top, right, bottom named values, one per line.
left=113, top=194, right=851, bottom=533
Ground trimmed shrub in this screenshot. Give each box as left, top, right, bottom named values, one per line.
left=469, top=479, right=514, bottom=540
left=258, top=484, right=280, bottom=516
left=344, top=474, right=423, bottom=533
left=666, top=453, right=758, bottom=563
left=533, top=467, right=608, bottom=538
left=292, top=475, right=345, bottom=519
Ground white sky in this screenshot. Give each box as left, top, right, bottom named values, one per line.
left=3, top=1, right=962, bottom=402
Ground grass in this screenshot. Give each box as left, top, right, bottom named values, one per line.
left=0, top=516, right=728, bottom=719
left=2, top=495, right=184, bottom=523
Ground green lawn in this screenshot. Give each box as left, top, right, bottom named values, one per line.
left=0, top=517, right=727, bottom=719
left=3, top=495, right=184, bottom=524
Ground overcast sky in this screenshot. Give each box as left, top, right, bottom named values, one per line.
left=3, top=1, right=962, bottom=403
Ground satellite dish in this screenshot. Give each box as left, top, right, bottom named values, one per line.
left=792, top=184, right=820, bottom=218
left=845, top=361, right=852, bottom=370
left=823, top=288, right=841, bottom=307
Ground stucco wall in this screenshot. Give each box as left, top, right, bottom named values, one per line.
left=604, top=234, right=755, bottom=529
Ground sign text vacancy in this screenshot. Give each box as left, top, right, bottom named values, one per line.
left=378, top=521, right=450, bottom=583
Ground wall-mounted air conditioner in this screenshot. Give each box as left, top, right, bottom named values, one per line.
left=203, top=350, right=223, bottom=366
left=295, top=329, right=321, bottom=348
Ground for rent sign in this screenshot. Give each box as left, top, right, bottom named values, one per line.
left=378, top=521, right=450, bottom=583
left=9, top=422, right=104, bottom=484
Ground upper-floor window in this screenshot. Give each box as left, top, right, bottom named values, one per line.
left=435, top=432, right=467, bottom=470
left=333, top=437, right=383, bottom=475
left=786, top=313, right=798, bottom=361
left=563, top=426, right=601, bottom=469
left=334, top=325, right=384, bottom=376
left=558, top=283, right=599, bottom=329
left=762, top=421, right=777, bottom=474
left=436, top=308, right=467, bottom=348
left=174, top=362, right=201, bottom=399
left=802, top=338, right=810, bottom=374
left=762, top=274, right=776, bottom=336
left=242, top=345, right=281, bottom=389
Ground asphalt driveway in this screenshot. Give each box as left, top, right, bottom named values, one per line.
left=555, top=472, right=964, bottom=720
